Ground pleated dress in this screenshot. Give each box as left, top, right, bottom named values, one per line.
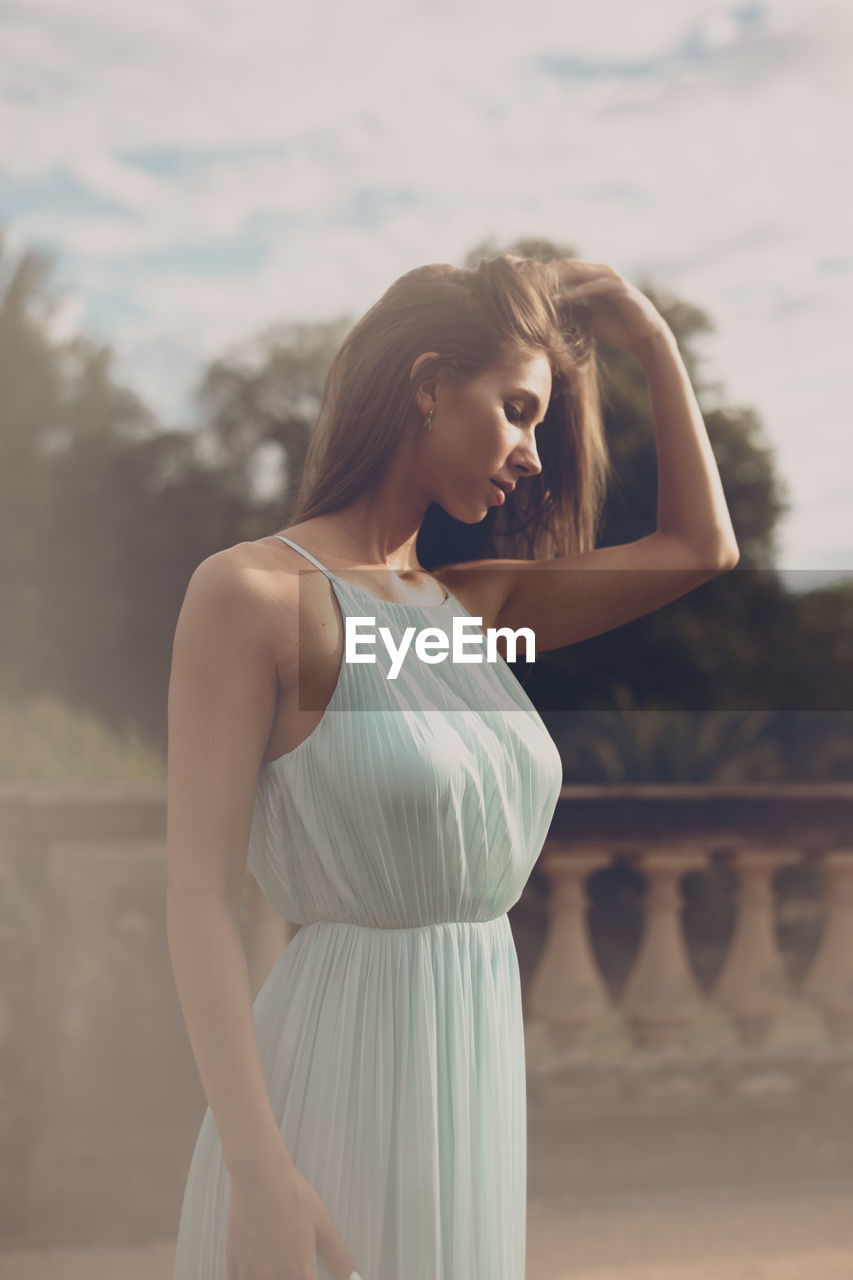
left=173, top=534, right=563, bottom=1280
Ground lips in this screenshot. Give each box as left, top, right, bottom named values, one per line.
left=490, top=478, right=515, bottom=502
left=490, top=480, right=506, bottom=505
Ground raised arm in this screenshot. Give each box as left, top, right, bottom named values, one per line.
left=437, top=261, right=740, bottom=652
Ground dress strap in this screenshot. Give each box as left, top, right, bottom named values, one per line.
left=272, top=535, right=335, bottom=581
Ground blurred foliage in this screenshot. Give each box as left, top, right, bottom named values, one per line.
left=0, top=228, right=849, bottom=781
left=0, top=694, right=165, bottom=781
left=196, top=317, right=353, bottom=514
left=0, top=235, right=261, bottom=746
left=553, top=685, right=784, bottom=783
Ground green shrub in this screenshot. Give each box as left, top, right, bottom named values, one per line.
left=0, top=694, right=165, bottom=781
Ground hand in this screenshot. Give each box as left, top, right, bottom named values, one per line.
left=553, top=259, right=671, bottom=353
left=225, top=1156, right=360, bottom=1280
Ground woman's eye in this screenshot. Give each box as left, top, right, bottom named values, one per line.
left=504, top=402, right=523, bottom=423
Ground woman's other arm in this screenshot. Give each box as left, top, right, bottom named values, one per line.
left=167, top=550, right=362, bottom=1279
left=166, top=548, right=289, bottom=1178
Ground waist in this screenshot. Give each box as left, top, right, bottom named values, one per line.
left=298, top=913, right=509, bottom=933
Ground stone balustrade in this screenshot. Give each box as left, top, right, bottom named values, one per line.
left=526, top=784, right=853, bottom=1103
left=1, top=781, right=852, bottom=1247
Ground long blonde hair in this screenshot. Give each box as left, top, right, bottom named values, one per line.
left=288, top=254, right=612, bottom=560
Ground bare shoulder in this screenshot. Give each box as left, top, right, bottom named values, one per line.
left=180, top=535, right=341, bottom=686
left=185, top=538, right=293, bottom=599
left=174, top=539, right=303, bottom=683
left=167, top=542, right=298, bottom=908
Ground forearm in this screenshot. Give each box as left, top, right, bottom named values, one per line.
left=631, top=325, right=739, bottom=559
left=167, top=888, right=295, bottom=1179
left=244, top=872, right=290, bottom=1001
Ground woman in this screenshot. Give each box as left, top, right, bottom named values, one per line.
left=166, top=255, right=739, bottom=1280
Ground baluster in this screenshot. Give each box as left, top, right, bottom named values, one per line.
left=620, top=845, right=707, bottom=1050
left=802, top=848, right=853, bottom=1042
left=711, top=844, right=798, bottom=1046
left=528, top=843, right=614, bottom=1055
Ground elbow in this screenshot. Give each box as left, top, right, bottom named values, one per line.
left=706, top=540, right=742, bottom=570
left=685, top=538, right=740, bottom=572
left=167, top=875, right=239, bottom=919
left=717, top=541, right=740, bottom=570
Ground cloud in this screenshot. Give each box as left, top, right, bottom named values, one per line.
left=0, top=0, right=851, bottom=568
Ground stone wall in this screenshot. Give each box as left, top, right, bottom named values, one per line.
left=0, top=785, right=201, bottom=1248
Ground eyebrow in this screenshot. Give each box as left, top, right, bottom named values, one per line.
left=512, top=387, right=546, bottom=418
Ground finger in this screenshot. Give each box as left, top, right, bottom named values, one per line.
left=559, top=278, right=618, bottom=303
left=557, top=259, right=616, bottom=279
left=315, top=1202, right=359, bottom=1280
left=319, top=1234, right=360, bottom=1280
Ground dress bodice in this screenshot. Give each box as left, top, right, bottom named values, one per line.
left=246, top=535, right=563, bottom=928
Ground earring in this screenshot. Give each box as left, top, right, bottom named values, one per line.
left=423, top=408, right=434, bottom=430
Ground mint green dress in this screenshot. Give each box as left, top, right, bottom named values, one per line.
left=173, top=535, right=563, bottom=1280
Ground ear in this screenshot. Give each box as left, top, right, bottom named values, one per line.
left=409, top=351, right=441, bottom=416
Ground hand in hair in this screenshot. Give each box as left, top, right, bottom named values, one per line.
left=553, top=259, right=671, bottom=355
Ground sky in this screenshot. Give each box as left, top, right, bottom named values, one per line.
left=1, top=0, right=851, bottom=578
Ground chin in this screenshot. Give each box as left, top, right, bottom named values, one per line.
left=432, top=486, right=497, bottom=526
left=431, top=496, right=485, bottom=525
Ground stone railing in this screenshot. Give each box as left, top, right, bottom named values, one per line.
left=0, top=783, right=193, bottom=1248
left=1, top=782, right=852, bottom=1247
left=526, top=784, right=853, bottom=1104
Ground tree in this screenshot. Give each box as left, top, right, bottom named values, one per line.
left=0, top=236, right=157, bottom=697
left=0, top=235, right=254, bottom=746
left=194, top=317, right=353, bottom=522
left=2, top=229, right=848, bottom=776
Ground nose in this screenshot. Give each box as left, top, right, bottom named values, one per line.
left=514, top=437, right=543, bottom=479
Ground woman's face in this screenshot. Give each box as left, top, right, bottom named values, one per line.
left=415, top=349, right=553, bottom=523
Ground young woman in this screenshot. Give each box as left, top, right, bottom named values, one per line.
left=166, top=255, right=739, bottom=1280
